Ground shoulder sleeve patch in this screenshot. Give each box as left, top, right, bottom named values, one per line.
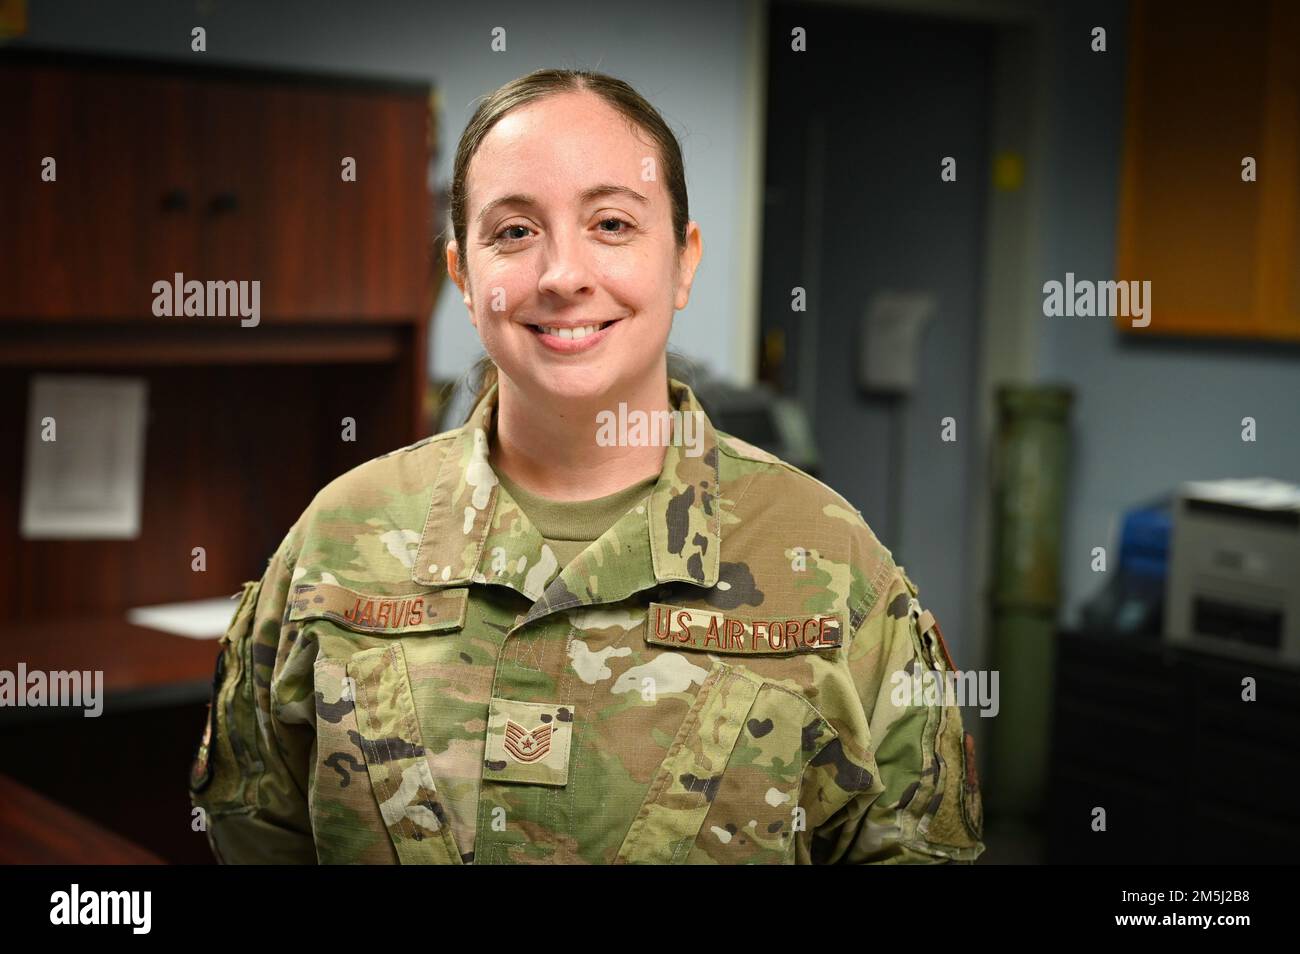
left=916, top=609, right=958, bottom=672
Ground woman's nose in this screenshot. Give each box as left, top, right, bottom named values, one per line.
left=537, top=229, right=595, bottom=299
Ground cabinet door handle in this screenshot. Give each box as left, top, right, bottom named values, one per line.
left=160, top=189, right=190, bottom=212
left=209, top=192, right=239, bottom=214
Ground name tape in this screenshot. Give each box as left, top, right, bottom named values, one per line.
left=646, top=602, right=844, bottom=655
left=289, top=583, right=467, bottom=634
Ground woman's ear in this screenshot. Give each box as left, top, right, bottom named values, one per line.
left=446, top=239, right=476, bottom=322
left=673, top=222, right=703, bottom=311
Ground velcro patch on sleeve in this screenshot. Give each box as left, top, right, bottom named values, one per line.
left=917, top=608, right=958, bottom=672
left=289, top=583, right=467, bottom=634
left=646, top=602, right=844, bottom=655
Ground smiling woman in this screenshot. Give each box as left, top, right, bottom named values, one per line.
left=188, top=68, right=986, bottom=866
left=445, top=71, right=700, bottom=471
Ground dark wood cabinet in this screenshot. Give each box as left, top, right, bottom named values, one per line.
left=1047, top=630, right=1300, bottom=863
left=195, top=77, right=430, bottom=322
left=0, top=52, right=432, bottom=323
left=0, top=52, right=438, bottom=616
left=0, top=53, right=439, bottom=861
left=0, top=65, right=202, bottom=319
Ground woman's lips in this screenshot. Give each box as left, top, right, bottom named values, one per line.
left=527, top=319, right=619, bottom=353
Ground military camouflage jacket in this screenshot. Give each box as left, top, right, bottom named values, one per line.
left=190, top=378, right=985, bottom=864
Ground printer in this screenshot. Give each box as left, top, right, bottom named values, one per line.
left=1164, top=478, right=1300, bottom=665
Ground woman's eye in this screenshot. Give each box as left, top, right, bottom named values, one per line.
left=494, top=224, right=532, bottom=244
left=493, top=219, right=632, bottom=244
left=597, top=216, right=633, bottom=235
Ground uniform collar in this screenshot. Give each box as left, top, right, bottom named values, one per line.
left=412, top=377, right=722, bottom=622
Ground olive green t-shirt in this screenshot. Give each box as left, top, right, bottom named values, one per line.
left=494, top=470, right=658, bottom=568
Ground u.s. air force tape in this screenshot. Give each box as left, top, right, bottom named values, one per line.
left=646, top=602, right=844, bottom=655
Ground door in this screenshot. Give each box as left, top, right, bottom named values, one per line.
left=0, top=63, right=203, bottom=320
left=759, top=4, right=993, bottom=635
left=199, top=78, right=430, bottom=323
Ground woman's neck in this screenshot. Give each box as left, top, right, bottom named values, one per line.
left=491, top=374, right=673, bottom=502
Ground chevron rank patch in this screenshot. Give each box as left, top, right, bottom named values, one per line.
left=483, top=697, right=573, bottom=786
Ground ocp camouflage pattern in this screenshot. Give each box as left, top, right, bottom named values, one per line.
left=190, top=378, right=986, bottom=864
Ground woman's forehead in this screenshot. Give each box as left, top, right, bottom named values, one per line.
left=469, top=93, right=659, bottom=205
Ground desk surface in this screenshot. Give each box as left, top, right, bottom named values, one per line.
left=1, top=615, right=219, bottom=721
left=0, top=773, right=165, bottom=864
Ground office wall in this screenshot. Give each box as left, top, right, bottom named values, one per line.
left=10, top=0, right=761, bottom=397
left=1035, top=0, right=1300, bottom=625
left=18, top=0, right=1297, bottom=628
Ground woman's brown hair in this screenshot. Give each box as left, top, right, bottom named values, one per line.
left=447, top=68, right=693, bottom=420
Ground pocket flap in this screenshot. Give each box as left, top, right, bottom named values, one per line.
left=616, top=663, right=763, bottom=863
left=289, top=583, right=467, bottom=635
left=345, top=643, right=463, bottom=864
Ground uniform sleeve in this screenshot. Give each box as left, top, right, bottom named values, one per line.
left=812, top=567, right=985, bottom=864
left=189, top=529, right=318, bottom=864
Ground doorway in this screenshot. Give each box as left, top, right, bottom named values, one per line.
left=758, top=2, right=994, bottom=634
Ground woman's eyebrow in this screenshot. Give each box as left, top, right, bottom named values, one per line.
left=475, top=184, right=649, bottom=227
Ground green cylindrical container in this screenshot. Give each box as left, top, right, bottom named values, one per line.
left=987, top=385, right=1073, bottom=821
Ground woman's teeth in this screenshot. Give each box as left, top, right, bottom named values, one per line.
left=538, top=323, right=606, bottom=339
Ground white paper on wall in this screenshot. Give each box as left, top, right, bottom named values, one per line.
left=20, top=374, right=149, bottom=540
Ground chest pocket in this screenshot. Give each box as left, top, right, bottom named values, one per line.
left=615, top=660, right=837, bottom=864
left=294, top=583, right=468, bottom=865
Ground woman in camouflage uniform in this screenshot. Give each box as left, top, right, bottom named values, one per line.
left=189, top=68, right=984, bottom=865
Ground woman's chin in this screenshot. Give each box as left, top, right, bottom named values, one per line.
left=530, top=370, right=619, bottom=406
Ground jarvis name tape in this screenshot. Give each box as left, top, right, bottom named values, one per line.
left=289, top=582, right=467, bottom=634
